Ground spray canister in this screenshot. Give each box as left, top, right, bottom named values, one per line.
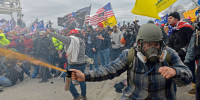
left=64, top=70, right=72, bottom=91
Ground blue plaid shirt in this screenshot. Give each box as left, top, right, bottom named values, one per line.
left=85, top=47, right=192, bottom=100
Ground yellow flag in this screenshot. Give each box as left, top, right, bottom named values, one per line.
left=131, top=0, right=160, bottom=19
left=156, top=0, right=177, bottom=13
left=102, top=16, right=117, bottom=27
left=183, top=7, right=198, bottom=22
left=131, top=0, right=177, bottom=20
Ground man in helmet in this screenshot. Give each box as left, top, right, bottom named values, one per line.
left=70, top=24, right=192, bottom=100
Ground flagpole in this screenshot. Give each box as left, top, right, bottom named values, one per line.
left=191, top=0, right=200, bottom=7
left=82, top=5, right=92, bottom=29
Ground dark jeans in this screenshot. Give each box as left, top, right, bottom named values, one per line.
left=98, top=48, right=110, bottom=66
left=32, top=66, right=40, bottom=78
left=32, top=65, right=51, bottom=81
left=188, top=60, right=196, bottom=83
left=196, top=59, right=200, bottom=100
left=40, top=67, right=51, bottom=81
left=22, top=62, right=31, bottom=77
left=68, top=64, right=86, bottom=98
left=86, top=44, right=98, bottom=70
left=111, top=48, right=122, bottom=61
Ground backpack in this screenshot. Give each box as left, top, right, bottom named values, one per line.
left=126, top=47, right=172, bottom=86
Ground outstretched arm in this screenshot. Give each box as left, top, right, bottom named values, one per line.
left=71, top=50, right=129, bottom=82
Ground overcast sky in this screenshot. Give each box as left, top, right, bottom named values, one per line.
left=20, top=0, right=139, bottom=28
left=0, top=0, right=193, bottom=28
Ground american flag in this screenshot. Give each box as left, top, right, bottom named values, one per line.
left=85, top=15, right=90, bottom=23
left=90, top=13, right=107, bottom=26
left=90, top=3, right=114, bottom=26
left=68, top=13, right=76, bottom=21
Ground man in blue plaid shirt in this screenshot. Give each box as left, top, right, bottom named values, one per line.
left=71, top=24, right=192, bottom=100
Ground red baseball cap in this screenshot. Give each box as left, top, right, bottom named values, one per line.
left=68, top=29, right=79, bottom=34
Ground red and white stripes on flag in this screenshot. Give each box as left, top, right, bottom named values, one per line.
left=90, top=5, right=114, bottom=26
left=90, top=14, right=107, bottom=26
left=96, top=8, right=105, bottom=14
left=85, top=15, right=90, bottom=23
left=105, top=10, right=114, bottom=18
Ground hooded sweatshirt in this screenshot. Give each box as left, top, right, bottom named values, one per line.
left=110, top=29, right=123, bottom=49
left=49, top=33, right=85, bottom=65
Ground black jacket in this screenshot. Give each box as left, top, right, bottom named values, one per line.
left=123, top=31, right=136, bottom=49
left=95, top=29, right=111, bottom=50
left=4, top=65, right=24, bottom=85
left=85, top=31, right=97, bottom=49
left=168, top=27, right=193, bottom=61
left=33, top=36, right=54, bottom=62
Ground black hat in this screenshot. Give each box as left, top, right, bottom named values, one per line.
left=169, top=12, right=180, bottom=21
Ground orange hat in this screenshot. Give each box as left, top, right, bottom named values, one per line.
left=161, top=24, right=165, bottom=27
left=97, top=23, right=104, bottom=28
left=155, top=23, right=159, bottom=25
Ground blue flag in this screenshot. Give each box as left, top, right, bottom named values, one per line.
left=37, top=20, right=44, bottom=31
left=31, top=24, right=35, bottom=32
left=154, top=19, right=161, bottom=25
left=160, top=14, right=168, bottom=24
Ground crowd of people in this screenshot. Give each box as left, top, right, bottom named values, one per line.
left=0, top=11, right=199, bottom=100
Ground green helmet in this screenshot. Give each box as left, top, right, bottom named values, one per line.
left=136, top=24, right=163, bottom=43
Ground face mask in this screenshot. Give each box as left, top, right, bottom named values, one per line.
left=144, top=47, right=159, bottom=63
